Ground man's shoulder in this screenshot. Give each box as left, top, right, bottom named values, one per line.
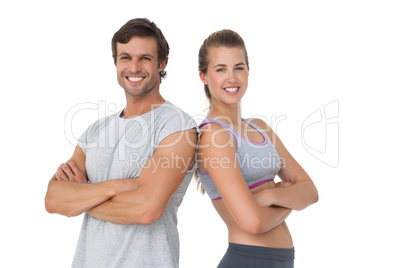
left=153, top=101, right=195, bottom=125
left=80, top=111, right=120, bottom=139
left=150, top=102, right=197, bottom=146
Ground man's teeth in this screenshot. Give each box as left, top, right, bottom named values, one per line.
left=224, top=87, right=239, bottom=93
left=127, top=77, right=144, bottom=82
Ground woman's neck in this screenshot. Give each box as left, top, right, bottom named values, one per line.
left=208, top=102, right=242, bottom=126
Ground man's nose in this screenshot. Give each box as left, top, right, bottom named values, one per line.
left=128, top=60, right=141, bottom=73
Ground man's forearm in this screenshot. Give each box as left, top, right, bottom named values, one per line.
left=87, top=186, right=159, bottom=225
left=45, top=178, right=139, bottom=217
left=87, top=197, right=135, bottom=225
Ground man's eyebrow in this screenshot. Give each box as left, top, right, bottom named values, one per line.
left=118, top=52, right=130, bottom=57
left=141, top=53, right=155, bottom=58
left=117, top=53, right=155, bottom=58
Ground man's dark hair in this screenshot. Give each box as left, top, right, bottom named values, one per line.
left=112, top=18, right=170, bottom=81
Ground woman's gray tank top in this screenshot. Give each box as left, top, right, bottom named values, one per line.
left=197, top=118, right=281, bottom=200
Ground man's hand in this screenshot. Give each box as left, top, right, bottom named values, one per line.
left=55, top=160, right=88, bottom=183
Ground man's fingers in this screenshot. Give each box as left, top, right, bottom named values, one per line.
left=56, top=166, right=68, bottom=181
left=66, top=160, right=88, bottom=183
left=66, top=160, right=80, bottom=175
left=61, top=163, right=74, bottom=178
left=55, top=161, right=87, bottom=183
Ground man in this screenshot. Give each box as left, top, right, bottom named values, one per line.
left=45, top=18, right=197, bottom=268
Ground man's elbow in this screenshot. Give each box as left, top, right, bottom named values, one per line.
left=129, top=205, right=165, bottom=225
left=45, top=195, right=56, bottom=214
left=138, top=211, right=163, bottom=225
left=45, top=193, right=62, bottom=214
left=44, top=195, right=80, bottom=217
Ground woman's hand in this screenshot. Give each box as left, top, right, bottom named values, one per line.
left=253, top=181, right=293, bottom=207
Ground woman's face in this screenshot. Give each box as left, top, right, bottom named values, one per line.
left=200, top=47, right=249, bottom=106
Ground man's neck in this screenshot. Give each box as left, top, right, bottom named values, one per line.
left=121, top=92, right=166, bottom=119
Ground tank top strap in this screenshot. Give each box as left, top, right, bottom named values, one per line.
left=241, top=118, right=270, bottom=141
left=199, top=118, right=238, bottom=144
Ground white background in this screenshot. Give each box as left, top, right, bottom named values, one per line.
left=1, top=0, right=401, bottom=267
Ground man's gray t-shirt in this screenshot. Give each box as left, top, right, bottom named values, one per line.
left=72, top=101, right=197, bottom=268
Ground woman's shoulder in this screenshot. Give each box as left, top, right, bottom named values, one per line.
left=245, top=117, right=277, bottom=142
left=245, top=117, right=270, bottom=129
left=198, top=119, right=237, bottom=150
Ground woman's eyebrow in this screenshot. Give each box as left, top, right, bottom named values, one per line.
left=214, top=63, right=227, bottom=68
left=214, top=62, right=246, bottom=68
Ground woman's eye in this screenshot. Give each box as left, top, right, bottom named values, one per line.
left=216, top=68, right=224, bottom=72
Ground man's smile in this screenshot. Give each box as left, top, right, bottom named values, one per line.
left=127, top=76, right=146, bottom=82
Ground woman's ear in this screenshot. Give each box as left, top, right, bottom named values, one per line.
left=199, top=71, right=208, bottom=85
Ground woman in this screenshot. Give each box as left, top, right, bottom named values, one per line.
left=196, top=29, right=318, bottom=267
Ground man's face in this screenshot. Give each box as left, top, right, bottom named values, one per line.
left=115, top=36, right=164, bottom=97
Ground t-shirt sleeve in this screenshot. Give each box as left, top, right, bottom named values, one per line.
left=77, top=131, right=87, bottom=154
left=153, top=105, right=198, bottom=149
left=77, top=119, right=101, bottom=155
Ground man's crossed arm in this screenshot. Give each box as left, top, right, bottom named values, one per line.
left=45, top=129, right=197, bottom=224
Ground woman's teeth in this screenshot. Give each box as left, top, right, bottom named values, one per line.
left=224, top=87, right=239, bottom=93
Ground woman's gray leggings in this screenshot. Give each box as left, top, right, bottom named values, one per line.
left=217, top=243, right=295, bottom=268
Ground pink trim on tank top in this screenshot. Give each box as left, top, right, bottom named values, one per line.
left=199, top=118, right=268, bottom=146
left=212, top=178, right=274, bottom=200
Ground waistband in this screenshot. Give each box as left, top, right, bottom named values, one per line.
left=228, top=243, right=295, bottom=261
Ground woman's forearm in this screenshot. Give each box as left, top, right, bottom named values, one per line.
left=256, top=206, right=292, bottom=234
left=255, top=180, right=318, bottom=211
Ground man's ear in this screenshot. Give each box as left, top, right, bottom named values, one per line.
left=199, top=71, right=208, bottom=85
left=159, top=56, right=168, bottom=72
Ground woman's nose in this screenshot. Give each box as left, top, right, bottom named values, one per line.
left=226, top=70, right=237, bottom=83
